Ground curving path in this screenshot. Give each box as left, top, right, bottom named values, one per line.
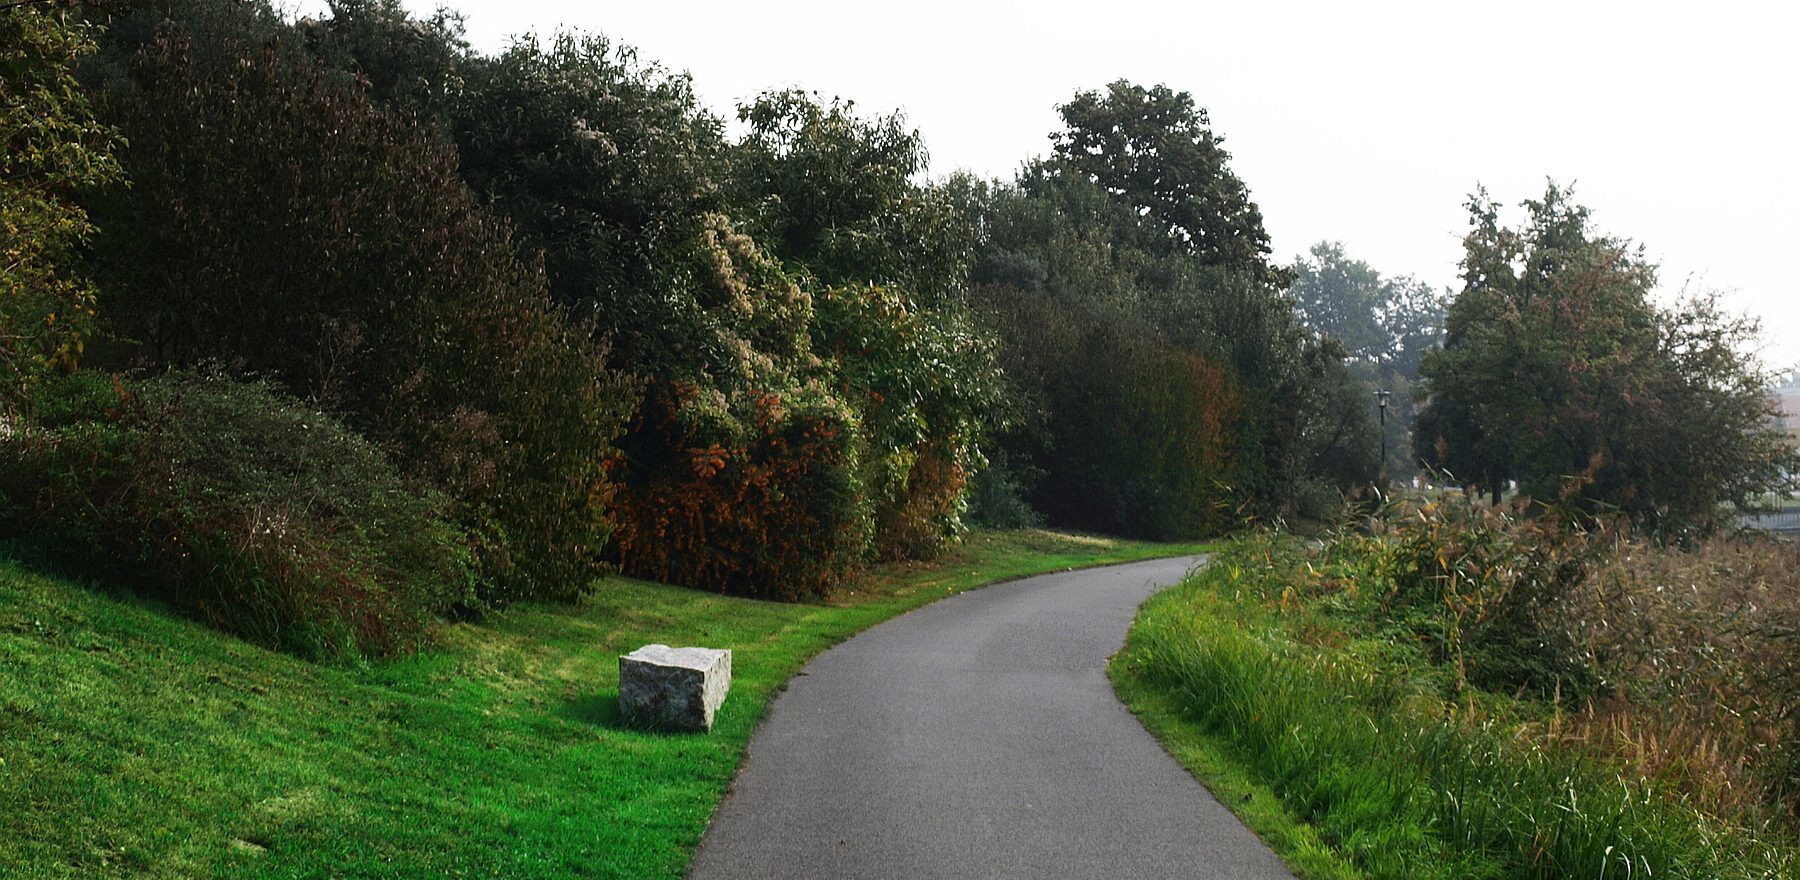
left=687, top=556, right=1295, bottom=880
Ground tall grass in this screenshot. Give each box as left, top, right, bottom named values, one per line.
left=1121, top=508, right=1798, bottom=878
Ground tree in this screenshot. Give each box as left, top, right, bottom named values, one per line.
left=1288, top=242, right=1446, bottom=478
left=1415, top=183, right=1798, bottom=530
left=0, top=3, right=121, bottom=404
left=87, top=24, right=635, bottom=601
left=731, top=90, right=974, bottom=304
left=1048, top=80, right=1282, bottom=284
left=972, top=101, right=1375, bottom=528
left=446, top=32, right=732, bottom=372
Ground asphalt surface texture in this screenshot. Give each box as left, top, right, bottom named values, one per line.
left=687, top=556, right=1296, bottom=880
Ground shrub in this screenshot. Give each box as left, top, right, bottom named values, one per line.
left=1352, top=496, right=1602, bottom=700
left=811, top=284, right=1000, bottom=560
left=981, top=285, right=1240, bottom=540
left=964, top=448, right=1043, bottom=530
left=0, top=369, right=474, bottom=658
left=609, top=382, right=868, bottom=601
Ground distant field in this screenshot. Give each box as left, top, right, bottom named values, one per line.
left=0, top=529, right=1210, bottom=879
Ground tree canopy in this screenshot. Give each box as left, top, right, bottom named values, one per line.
left=1288, top=242, right=1446, bottom=478
left=1415, top=183, right=1798, bottom=530
left=1048, top=80, right=1281, bottom=285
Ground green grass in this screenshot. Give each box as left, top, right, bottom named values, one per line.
left=1111, top=537, right=1798, bottom=880
left=0, top=528, right=1205, bottom=879
left=1109, top=661, right=1362, bottom=880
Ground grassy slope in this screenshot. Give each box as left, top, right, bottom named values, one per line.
left=0, top=529, right=1206, bottom=879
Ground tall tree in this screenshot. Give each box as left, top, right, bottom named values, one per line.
left=1415, top=183, right=1798, bottom=529
left=970, top=81, right=1377, bottom=528
left=87, top=23, right=635, bottom=601
left=1049, top=80, right=1282, bottom=284
left=1288, top=242, right=1446, bottom=477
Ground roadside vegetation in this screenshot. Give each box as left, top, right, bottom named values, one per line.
left=6, top=0, right=1799, bottom=876
left=0, top=529, right=1207, bottom=879
left=1116, top=497, right=1800, bottom=879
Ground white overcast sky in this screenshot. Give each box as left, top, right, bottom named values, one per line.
left=296, top=0, right=1800, bottom=371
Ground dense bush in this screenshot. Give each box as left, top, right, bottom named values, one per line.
left=596, top=218, right=863, bottom=598
left=609, top=382, right=868, bottom=601
left=1335, top=495, right=1602, bottom=699
left=86, top=25, right=634, bottom=602
left=975, top=283, right=1241, bottom=539
left=0, top=370, right=473, bottom=658
left=811, top=284, right=1000, bottom=559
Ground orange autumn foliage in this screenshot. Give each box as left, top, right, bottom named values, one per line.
left=610, top=382, right=870, bottom=600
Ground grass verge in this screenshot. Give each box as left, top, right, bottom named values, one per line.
left=0, top=528, right=1205, bottom=879
left=1111, top=536, right=1797, bottom=880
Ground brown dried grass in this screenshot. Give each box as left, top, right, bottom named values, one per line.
left=1549, top=531, right=1800, bottom=830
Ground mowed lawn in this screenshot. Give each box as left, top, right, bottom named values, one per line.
left=0, top=530, right=1206, bottom=879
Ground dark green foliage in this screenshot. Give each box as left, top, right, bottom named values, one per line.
left=0, top=4, right=121, bottom=403
left=1416, top=183, right=1799, bottom=530
left=973, top=128, right=1375, bottom=530
left=296, top=0, right=470, bottom=123
left=732, top=90, right=975, bottom=304
left=1049, top=80, right=1282, bottom=284
left=442, top=31, right=733, bottom=374
left=964, top=448, right=1043, bottom=530
left=978, top=283, right=1240, bottom=539
left=0, top=370, right=473, bottom=658
left=85, top=22, right=634, bottom=602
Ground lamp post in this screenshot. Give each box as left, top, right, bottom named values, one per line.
left=1374, top=388, right=1391, bottom=486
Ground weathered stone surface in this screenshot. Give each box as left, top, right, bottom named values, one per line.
left=619, top=644, right=732, bottom=732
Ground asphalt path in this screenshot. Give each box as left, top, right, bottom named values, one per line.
left=687, top=556, right=1296, bottom=880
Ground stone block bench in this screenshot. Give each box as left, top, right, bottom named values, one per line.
left=619, top=644, right=732, bottom=732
